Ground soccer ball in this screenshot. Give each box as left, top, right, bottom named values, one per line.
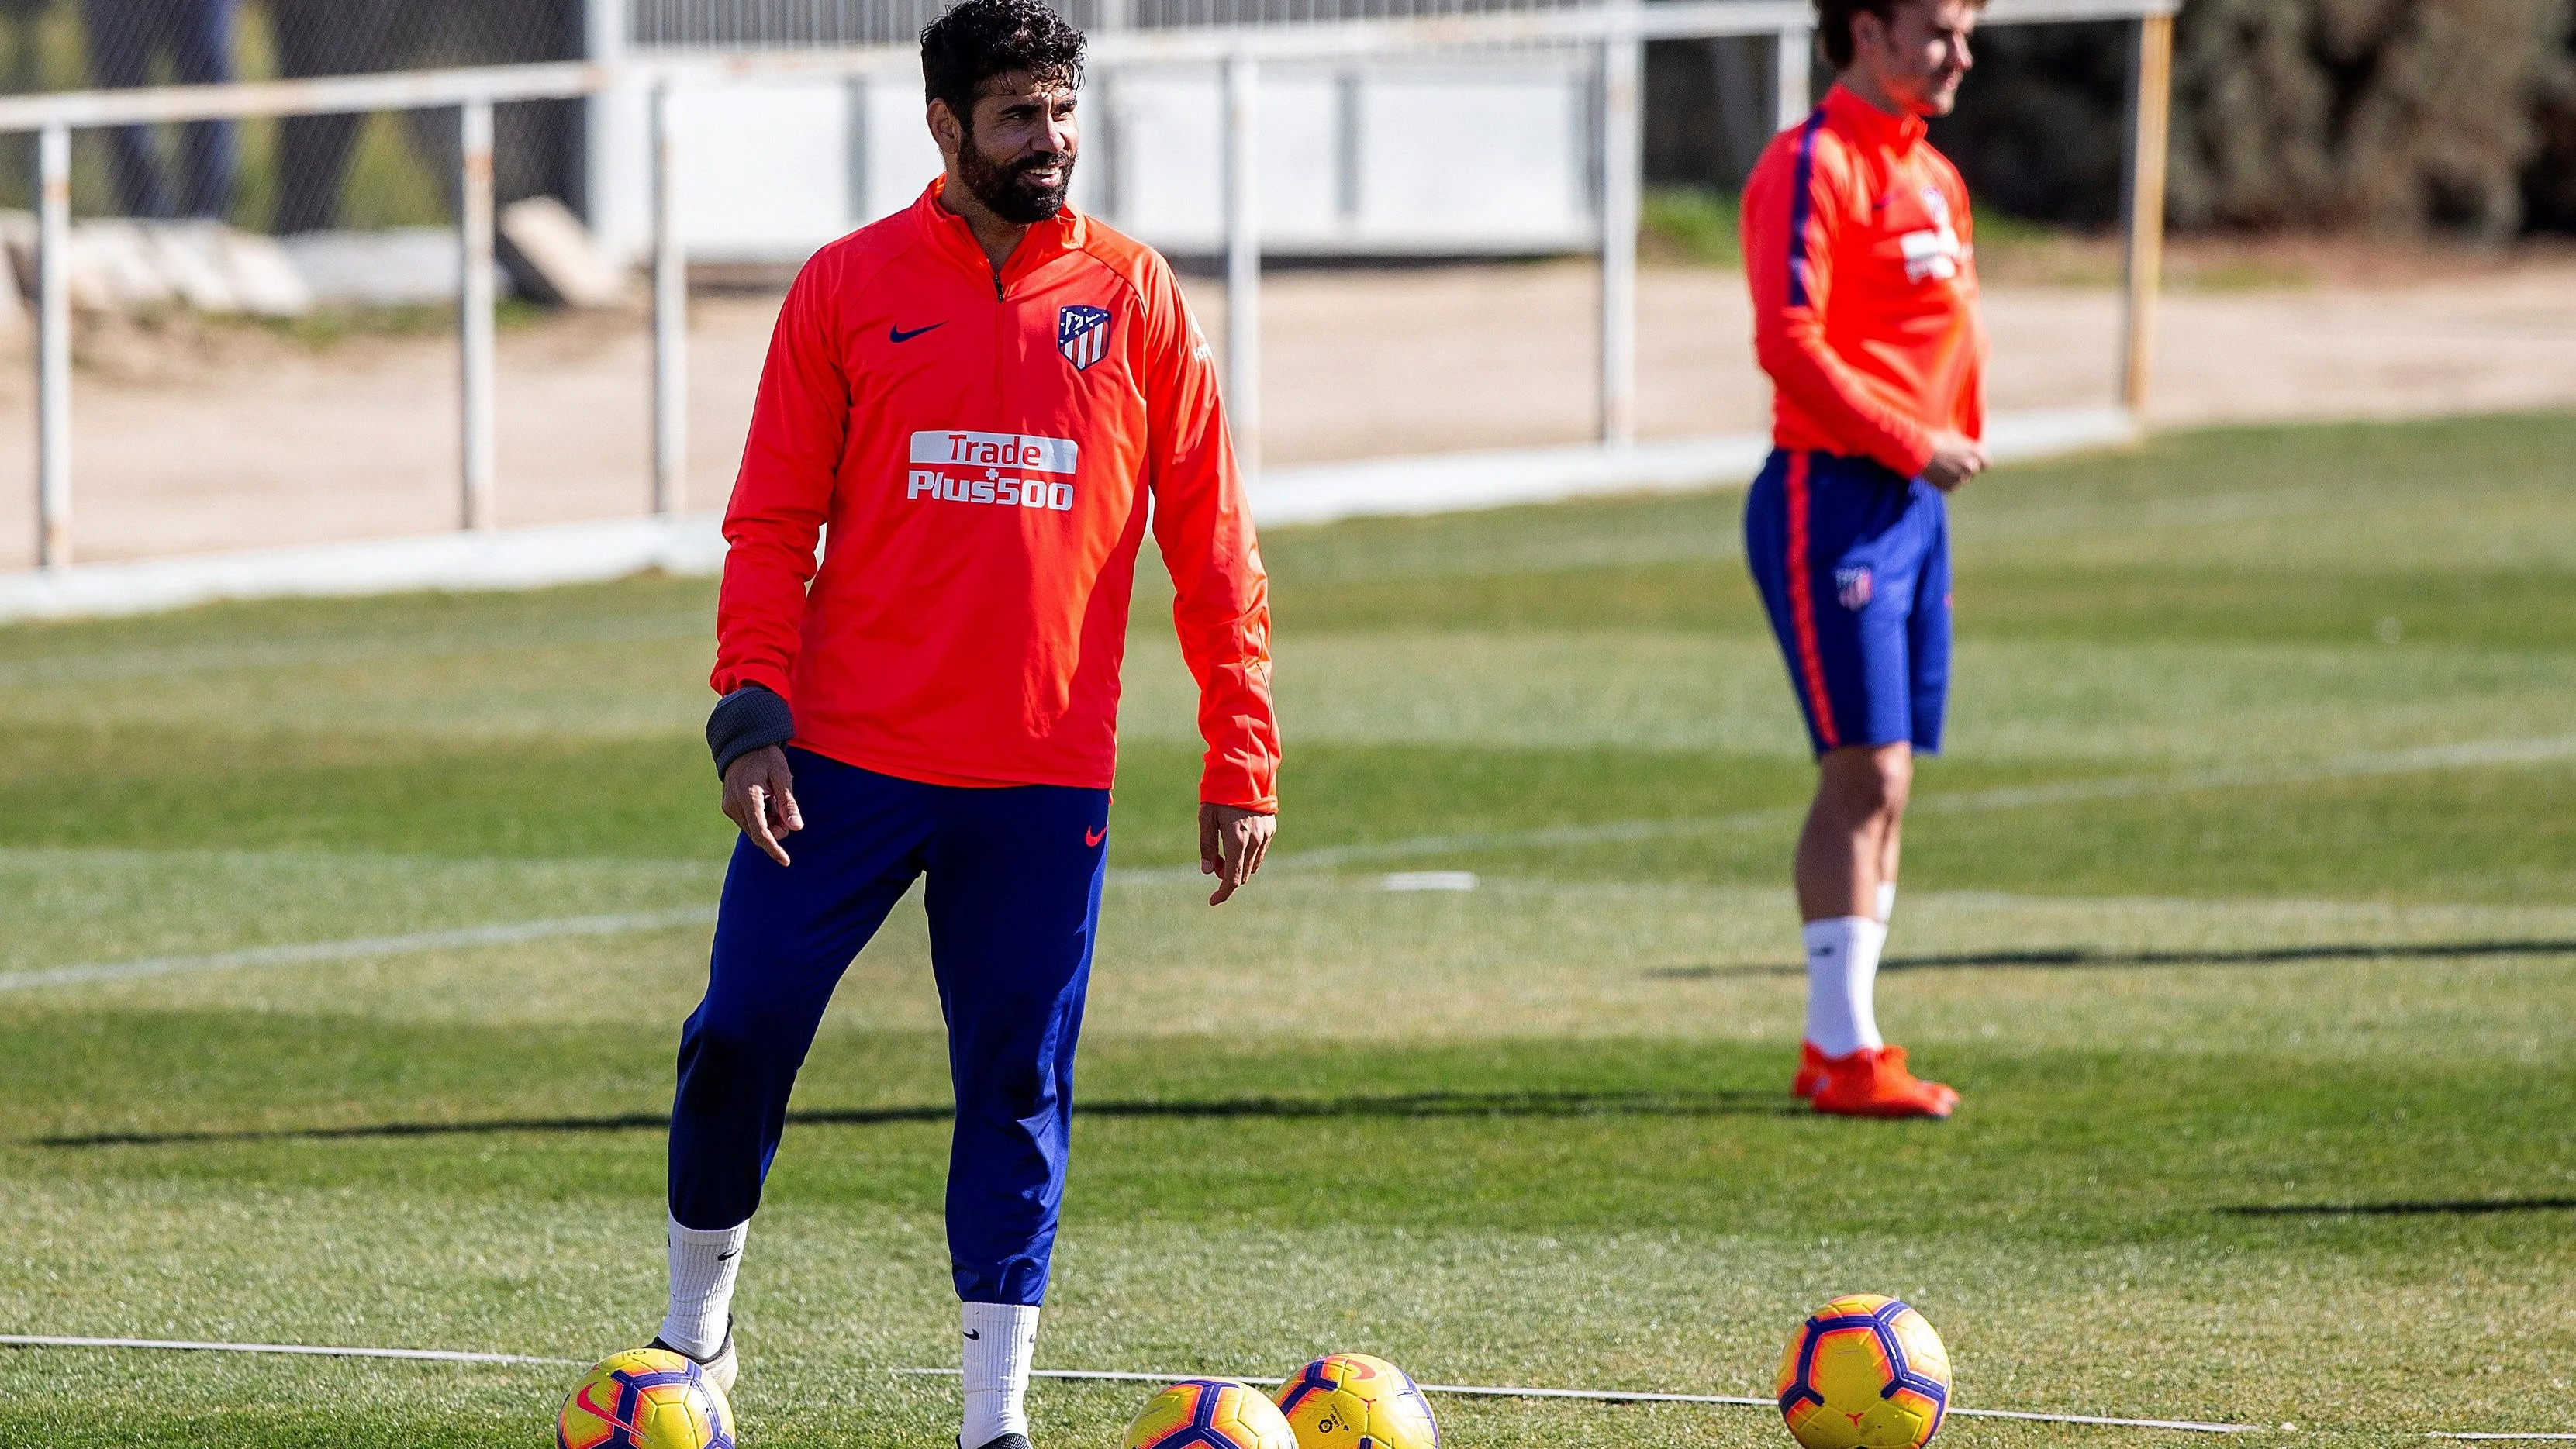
left=1125, top=1378, right=1300, bottom=1449
left=1274, top=1354, right=1441, bottom=1449
left=1773, top=1295, right=1952, bottom=1449
left=558, top=1347, right=737, bottom=1449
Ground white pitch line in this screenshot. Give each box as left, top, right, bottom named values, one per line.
left=890, top=1368, right=2255, bottom=1433
left=0, top=612, right=706, bottom=689
left=0, top=908, right=717, bottom=992
left=0, top=1333, right=578, bottom=1367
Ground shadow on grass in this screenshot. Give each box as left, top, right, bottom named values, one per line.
left=2218, top=1197, right=2576, bottom=1218
left=1645, top=938, right=2576, bottom=980
left=33, top=1088, right=1800, bottom=1149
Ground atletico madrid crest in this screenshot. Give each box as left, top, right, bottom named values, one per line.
left=1835, top=564, right=1874, bottom=610
left=1058, top=305, right=1113, bottom=371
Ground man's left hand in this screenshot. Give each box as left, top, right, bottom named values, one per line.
left=1199, top=803, right=1276, bottom=906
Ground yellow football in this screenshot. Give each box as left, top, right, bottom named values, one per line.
left=557, top=1347, right=736, bottom=1449
left=1125, top=1377, right=1301, bottom=1449
left=1274, top=1353, right=1440, bottom=1449
left=1773, top=1295, right=1952, bottom=1449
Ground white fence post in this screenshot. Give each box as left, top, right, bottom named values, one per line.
left=34, top=121, right=70, bottom=570
left=1223, top=53, right=1262, bottom=478
left=1598, top=1, right=1642, bottom=448
left=459, top=97, right=499, bottom=532
left=651, top=80, right=687, bottom=516
left=1093, top=0, right=1131, bottom=226
left=2118, top=12, right=2174, bottom=416
left=1773, top=25, right=1811, bottom=130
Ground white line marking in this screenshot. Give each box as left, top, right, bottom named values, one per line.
left=0, top=1333, right=578, bottom=1367
left=889, top=1368, right=2257, bottom=1433
left=0, top=909, right=717, bottom=992
left=0, top=613, right=706, bottom=688
left=1202, top=735, right=2576, bottom=873
left=1382, top=871, right=1479, bottom=892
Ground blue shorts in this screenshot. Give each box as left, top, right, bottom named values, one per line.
left=667, top=749, right=1109, bottom=1306
left=1743, top=449, right=1952, bottom=756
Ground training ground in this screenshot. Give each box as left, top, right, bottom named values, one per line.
left=0, top=411, right=2571, bottom=1446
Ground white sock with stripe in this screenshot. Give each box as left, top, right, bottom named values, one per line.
left=962, top=1301, right=1041, bottom=1447
left=1802, top=916, right=1888, bottom=1057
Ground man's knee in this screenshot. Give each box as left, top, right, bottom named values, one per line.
left=676, top=997, right=813, bottom=1095
left=1818, top=746, right=1911, bottom=829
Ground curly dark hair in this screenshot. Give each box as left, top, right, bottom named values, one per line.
left=1812, top=0, right=1983, bottom=70
left=920, top=0, right=1086, bottom=126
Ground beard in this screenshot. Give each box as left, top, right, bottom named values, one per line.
left=958, top=135, right=1075, bottom=225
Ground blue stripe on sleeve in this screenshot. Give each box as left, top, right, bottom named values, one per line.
left=1785, top=109, right=1828, bottom=310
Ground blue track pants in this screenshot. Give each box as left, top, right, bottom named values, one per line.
left=667, top=748, right=1110, bottom=1306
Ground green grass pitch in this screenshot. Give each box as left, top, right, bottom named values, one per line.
left=0, top=412, right=2571, bottom=1447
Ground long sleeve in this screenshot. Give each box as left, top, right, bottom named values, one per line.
left=710, top=256, right=851, bottom=706
left=1141, top=267, right=1280, bottom=812
left=1953, top=185, right=1987, bottom=443
left=1742, top=128, right=1938, bottom=478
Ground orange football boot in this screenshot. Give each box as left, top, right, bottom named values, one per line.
left=1793, top=1040, right=1828, bottom=1099
left=1811, top=1045, right=1958, bottom=1119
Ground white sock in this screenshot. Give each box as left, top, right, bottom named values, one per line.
left=962, top=1301, right=1041, bottom=1447
left=659, top=1216, right=748, bottom=1360
left=1802, top=916, right=1888, bottom=1057
left=1875, top=881, right=1897, bottom=924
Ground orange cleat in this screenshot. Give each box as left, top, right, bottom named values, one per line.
left=1811, top=1044, right=1958, bottom=1119
left=1793, top=1040, right=1829, bottom=1099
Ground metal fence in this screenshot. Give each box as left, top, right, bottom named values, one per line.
left=0, top=0, right=2178, bottom=571
left=0, top=1, right=579, bottom=229
left=627, top=0, right=1601, bottom=47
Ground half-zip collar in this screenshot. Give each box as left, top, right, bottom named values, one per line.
left=913, top=176, right=1089, bottom=300
left=1820, top=82, right=1929, bottom=157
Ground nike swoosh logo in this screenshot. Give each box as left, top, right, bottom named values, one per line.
left=1085, top=826, right=1107, bottom=847
left=889, top=322, right=944, bottom=343
left=576, top=1384, right=649, bottom=1437
left=963, top=1329, right=982, bottom=1340
left=717, top=1250, right=737, bottom=1261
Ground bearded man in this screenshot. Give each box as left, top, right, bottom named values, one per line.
left=640, top=5, right=1281, bottom=1444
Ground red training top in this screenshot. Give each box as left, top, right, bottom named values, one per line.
left=713, top=179, right=1280, bottom=812
left=1740, top=84, right=1988, bottom=479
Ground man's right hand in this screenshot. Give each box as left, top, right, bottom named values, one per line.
left=722, top=746, right=803, bottom=867
left=1921, top=431, right=1990, bottom=492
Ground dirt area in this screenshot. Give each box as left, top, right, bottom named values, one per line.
left=0, top=247, right=2571, bottom=567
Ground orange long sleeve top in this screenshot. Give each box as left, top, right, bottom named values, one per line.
left=1741, top=84, right=1988, bottom=478
left=711, top=180, right=1280, bottom=811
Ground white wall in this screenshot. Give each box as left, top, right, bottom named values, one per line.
left=591, top=54, right=1597, bottom=264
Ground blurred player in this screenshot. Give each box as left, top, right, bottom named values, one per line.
left=1740, top=0, right=1987, bottom=1117
left=646, top=3, right=1281, bottom=1444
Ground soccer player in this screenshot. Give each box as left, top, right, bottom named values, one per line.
left=1739, top=0, right=1987, bottom=1118
left=644, top=3, right=1281, bottom=1444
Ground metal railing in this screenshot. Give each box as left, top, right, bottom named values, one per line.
left=0, top=0, right=2177, bottom=570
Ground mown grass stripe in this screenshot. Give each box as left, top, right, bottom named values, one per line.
left=1249, top=734, right=2576, bottom=871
